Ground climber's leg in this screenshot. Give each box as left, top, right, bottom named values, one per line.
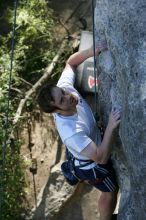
left=98, top=191, right=117, bottom=220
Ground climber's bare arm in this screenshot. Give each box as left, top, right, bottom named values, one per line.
left=65, top=41, right=107, bottom=71
left=81, top=109, right=121, bottom=164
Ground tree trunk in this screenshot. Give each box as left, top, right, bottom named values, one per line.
left=95, top=0, right=146, bottom=219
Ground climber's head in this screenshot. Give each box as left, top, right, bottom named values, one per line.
left=37, top=84, right=78, bottom=115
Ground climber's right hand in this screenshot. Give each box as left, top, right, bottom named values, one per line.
left=107, top=109, right=121, bottom=131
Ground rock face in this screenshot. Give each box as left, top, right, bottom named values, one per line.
left=32, top=162, right=77, bottom=220
left=94, top=0, right=146, bottom=219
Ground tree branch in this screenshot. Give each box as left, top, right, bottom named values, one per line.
left=18, top=77, right=33, bottom=87
left=10, top=87, right=23, bottom=95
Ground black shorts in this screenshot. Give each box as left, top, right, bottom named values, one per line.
left=74, top=160, right=118, bottom=192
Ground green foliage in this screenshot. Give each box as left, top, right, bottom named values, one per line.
left=0, top=0, right=56, bottom=84
left=0, top=141, right=26, bottom=220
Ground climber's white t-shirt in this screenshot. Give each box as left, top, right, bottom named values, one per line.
left=53, top=66, right=101, bottom=162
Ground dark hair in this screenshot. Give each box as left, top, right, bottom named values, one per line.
left=37, top=84, right=57, bottom=113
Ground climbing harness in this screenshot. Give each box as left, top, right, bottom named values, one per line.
left=0, top=0, right=18, bottom=218
left=62, top=147, right=103, bottom=186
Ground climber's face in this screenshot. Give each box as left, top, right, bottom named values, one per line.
left=51, top=86, right=78, bottom=115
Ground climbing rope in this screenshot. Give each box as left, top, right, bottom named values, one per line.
left=91, top=0, right=98, bottom=115
left=91, top=0, right=104, bottom=136
left=3, top=0, right=17, bottom=161
left=0, top=0, right=18, bottom=217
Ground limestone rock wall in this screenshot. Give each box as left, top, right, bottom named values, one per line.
left=95, top=1, right=146, bottom=219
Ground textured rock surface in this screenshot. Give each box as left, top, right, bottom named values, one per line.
left=95, top=0, right=146, bottom=219
left=32, top=162, right=77, bottom=220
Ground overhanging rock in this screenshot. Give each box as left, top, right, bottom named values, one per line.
left=94, top=0, right=146, bottom=219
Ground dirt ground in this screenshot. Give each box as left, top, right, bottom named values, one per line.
left=20, top=113, right=59, bottom=210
